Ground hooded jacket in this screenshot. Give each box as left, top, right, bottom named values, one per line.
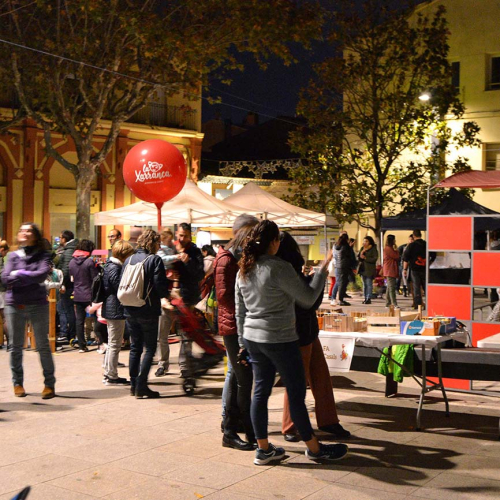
left=102, top=257, right=125, bottom=320
left=56, top=238, right=78, bottom=291
left=1, top=247, right=51, bottom=306
left=213, top=246, right=238, bottom=337
left=69, top=250, right=99, bottom=303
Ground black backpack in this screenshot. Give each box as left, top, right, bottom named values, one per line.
left=91, top=264, right=106, bottom=303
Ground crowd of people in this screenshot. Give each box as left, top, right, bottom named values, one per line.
left=328, top=229, right=427, bottom=310
left=0, top=216, right=353, bottom=465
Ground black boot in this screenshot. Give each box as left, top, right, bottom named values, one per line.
left=135, top=386, right=160, bottom=399
left=222, top=433, right=254, bottom=451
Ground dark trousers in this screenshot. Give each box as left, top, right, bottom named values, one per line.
left=127, top=316, right=159, bottom=390
left=244, top=339, right=313, bottom=442
left=411, top=269, right=426, bottom=307
left=223, top=334, right=254, bottom=439
left=337, top=269, right=350, bottom=301
left=74, top=301, right=90, bottom=348
left=59, top=292, right=76, bottom=339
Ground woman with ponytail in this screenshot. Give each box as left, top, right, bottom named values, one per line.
left=235, top=220, right=348, bottom=466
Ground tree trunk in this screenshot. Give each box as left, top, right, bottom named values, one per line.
left=75, top=165, right=95, bottom=240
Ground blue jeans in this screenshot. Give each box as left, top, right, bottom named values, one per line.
left=331, top=268, right=340, bottom=300
left=244, top=339, right=313, bottom=442
left=58, top=292, right=75, bottom=339
left=412, top=269, right=426, bottom=307
left=127, top=316, right=159, bottom=391
left=362, top=275, right=373, bottom=300
left=221, top=354, right=233, bottom=418
left=6, top=304, right=56, bottom=388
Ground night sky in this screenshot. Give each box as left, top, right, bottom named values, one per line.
left=202, top=0, right=426, bottom=125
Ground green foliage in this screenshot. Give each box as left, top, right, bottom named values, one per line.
left=287, top=0, right=480, bottom=235
left=0, top=0, right=323, bottom=237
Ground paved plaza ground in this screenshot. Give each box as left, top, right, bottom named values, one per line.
left=0, top=296, right=499, bottom=500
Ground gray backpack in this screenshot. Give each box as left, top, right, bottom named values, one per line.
left=117, top=255, right=154, bottom=307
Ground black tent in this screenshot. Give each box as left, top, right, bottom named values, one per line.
left=381, top=188, right=499, bottom=231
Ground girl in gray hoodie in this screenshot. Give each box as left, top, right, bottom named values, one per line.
left=235, top=220, right=348, bottom=466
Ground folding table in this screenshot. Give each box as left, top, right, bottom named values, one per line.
left=319, top=330, right=468, bottom=431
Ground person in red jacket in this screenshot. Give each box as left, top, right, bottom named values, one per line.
left=383, top=234, right=400, bottom=308
left=214, top=214, right=259, bottom=451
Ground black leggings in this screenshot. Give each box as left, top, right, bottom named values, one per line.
left=223, top=334, right=254, bottom=439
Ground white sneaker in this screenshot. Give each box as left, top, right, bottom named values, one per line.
left=330, top=300, right=337, bottom=306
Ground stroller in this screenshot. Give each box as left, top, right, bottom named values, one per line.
left=172, top=298, right=225, bottom=395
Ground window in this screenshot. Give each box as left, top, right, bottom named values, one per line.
left=485, top=143, right=500, bottom=171
left=488, top=56, right=500, bottom=90
left=451, top=61, right=460, bottom=89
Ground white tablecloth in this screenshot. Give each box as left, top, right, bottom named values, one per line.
left=477, top=332, right=500, bottom=349
left=319, top=330, right=467, bottom=349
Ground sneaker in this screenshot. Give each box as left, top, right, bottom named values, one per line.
left=96, top=343, right=108, bottom=355
left=254, top=443, right=286, bottom=466
left=57, top=336, right=68, bottom=342
left=105, top=377, right=130, bottom=386
left=79, top=347, right=89, bottom=353
left=338, top=301, right=351, bottom=306
left=306, top=443, right=348, bottom=462
left=330, top=299, right=337, bottom=306
left=117, top=362, right=126, bottom=368
left=318, top=423, right=351, bottom=439
left=344, top=294, right=352, bottom=299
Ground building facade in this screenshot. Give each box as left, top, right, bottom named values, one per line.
left=0, top=95, right=203, bottom=247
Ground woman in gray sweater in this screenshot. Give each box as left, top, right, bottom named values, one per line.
left=235, top=220, right=348, bottom=465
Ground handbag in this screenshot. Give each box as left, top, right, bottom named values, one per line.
left=357, top=261, right=365, bottom=274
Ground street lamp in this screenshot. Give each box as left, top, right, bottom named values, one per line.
left=418, top=92, right=431, bottom=102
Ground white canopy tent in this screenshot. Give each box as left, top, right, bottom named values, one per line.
left=94, top=179, right=248, bottom=227
left=225, top=182, right=326, bottom=227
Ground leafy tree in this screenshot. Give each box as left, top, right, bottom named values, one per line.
left=0, top=0, right=323, bottom=238
left=287, top=0, right=480, bottom=239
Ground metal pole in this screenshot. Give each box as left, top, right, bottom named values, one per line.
left=425, top=185, right=430, bottom=314
left=323, top=218, right=328, bottom=257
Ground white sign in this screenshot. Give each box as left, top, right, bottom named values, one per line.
left=318, top=335, right=355, bottom=373
left=295, top=236, right=315, bottom=245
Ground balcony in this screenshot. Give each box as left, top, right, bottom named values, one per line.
left=131, top=102, right=197, bottom=130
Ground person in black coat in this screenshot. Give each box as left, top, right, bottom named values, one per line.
left=122, top=230, right=170, bottom=398
left=102, top=240, right=135, bottom=385
left=171, top=223, right=204, bottom=376
left=277, top=232, right=350, bottom=442
left=334, top=233, right=353, bottom=306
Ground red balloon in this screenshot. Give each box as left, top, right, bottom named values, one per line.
left=123, top=139, right=187, bottom=204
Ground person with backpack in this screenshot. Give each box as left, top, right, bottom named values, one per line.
left=402, top=229, right=427, bottom=309
left=119, top=229, right=170, bottom=398
left=69, top=239, right=99, bottom=352
left=101, top=240, right=135, bottom=385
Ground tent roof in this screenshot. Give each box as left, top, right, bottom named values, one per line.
left=225, top=182, right=326, bottom=227
left=434, top=171, right=500, bottom=189
left=381, top=188, right=498, bottom=231
left=94, top=179, right=247, bottom=227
